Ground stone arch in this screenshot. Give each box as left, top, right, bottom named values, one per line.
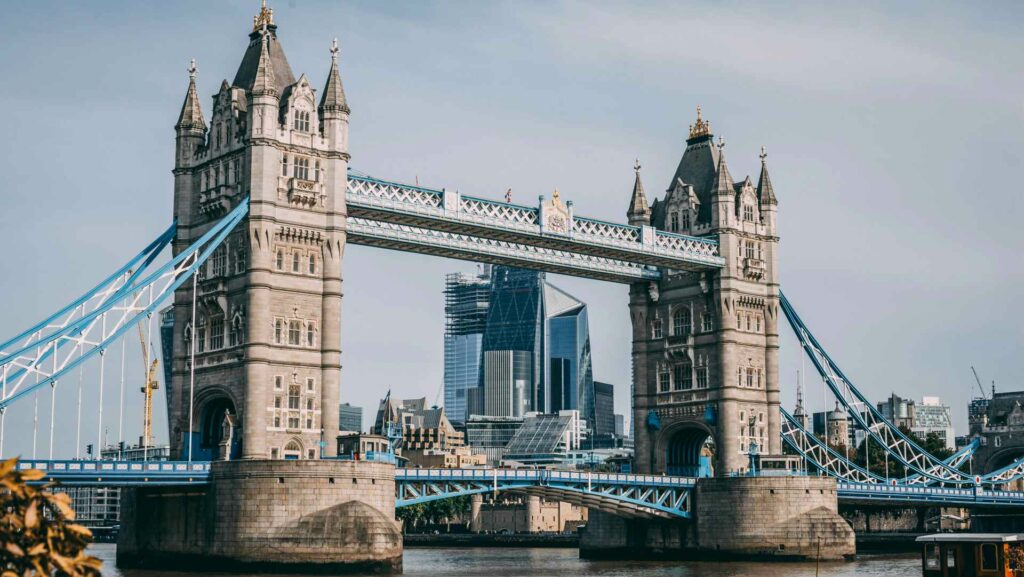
left=283, top=438, right=304, bottom=460
left=191, top=386, right=240, bottom=460
left=655, top=420, right=716, bottom=477
left=985, top=447, right=1024, bottom=474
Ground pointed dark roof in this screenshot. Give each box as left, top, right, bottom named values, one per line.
left=757, top=147, right=777, bottom=205
left=626, top=160, right=650, bottom=223
left=665, top=119, right=719, bottom=225
left=233, top=26, right=296, bottom=94
left=176, top=60, right=206, bottom=132
left=250, top=30, right=279, bottom=97
left=711, top=142, right=735, bottom=196
left=320, top=39, right=349, bottom=114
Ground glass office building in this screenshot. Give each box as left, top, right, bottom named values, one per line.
left=443, top=268, right=492, bottom=423
left=445, top=265, right=596, bottom=431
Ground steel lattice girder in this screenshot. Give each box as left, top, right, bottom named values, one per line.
left=346, top=174, right=724, bottom=272
left=0, top=199, right=249, bottom=410
left=346, top=217, right=662, bottom=283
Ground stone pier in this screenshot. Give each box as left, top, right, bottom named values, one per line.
left=117, top=460, right=402, bottom=573
left=581, top=476, right=855, bottom=561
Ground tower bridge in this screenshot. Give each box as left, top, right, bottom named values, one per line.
left=1, top=2, right=1021, bottom=571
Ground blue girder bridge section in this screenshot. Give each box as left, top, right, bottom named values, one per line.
left=19, top=460, right=1024, bottom=515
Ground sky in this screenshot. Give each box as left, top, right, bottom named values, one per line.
left=0, top=1, right=1021, bottom=458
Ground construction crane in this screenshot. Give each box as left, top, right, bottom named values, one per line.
left=971, top=366, right=988, bottom=400
left=138, top=320, right=159, bottom=448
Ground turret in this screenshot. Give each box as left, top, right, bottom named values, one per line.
left=756, top=146, right=778, bottom=234
left=248, top=28, right=279, bottom=138
left=709, top=137, right=735, bottom=230
left=319, top=38, right=350, bottom=154
left=626, top=159, right=651, bottom=226
left=175, top=59, right=206, bottom=168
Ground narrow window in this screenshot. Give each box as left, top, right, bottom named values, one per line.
left=274, top=415, right=281, bottom=428
left=196, top=319, right=206, bottom=353
left=308, top=253, right=317, bottom=275
left=746, top=367, right=754, bottom=388
left=211, top=246, right=226, bottom=277
left=271, top=448, right=279, bottom=459
left=670, top=212, right=679, bottom=232
left=306, top=377, right=314, bottom=392
left=746, top=315, right=752, bottom=331
left=209, top=316, right=224, bottom=350
left=288, top=320, right=301, bottom=345
left=674, top=364, right=693, bottom=391
left=281, top=154, right=289, bottom=177
left=756, top=316, right=761, bottom=332
left=306, top=418, right=313, bottom=431
left=745, top=241, right=755, bottom=260
left=274, top=319, right=283, bottom=344
left=701, top=313, right=713, bottom=332
left=306, top=398, right=313, bottom=410
left=275, top=250, right=284, bottom=270
left=274, top=375, right=283, bottom=389
left=658, top=367, right=670, bottom=393
left=696, top=367, right=708, bottom=389
left=274, top=396, right=282, bottom=408
left=681, top=211, right=690, bottom=230
left=736, top=314, right=742, bottom=329
left=652, top=318, right=663, bottom=339
left=295, top=156, right=310, bottom=180
left=288, top=385, right=300, bottom=409
left=744, top=204, right=754, bottom=222
left=306, top=323, right=315, bottom=347
left=314, top=160, right=321, bottom=183
left=292, top=252, right=300, bottom=273
left=672, top=307, right=691, bottom=336
left=234, top=239, right=246, bottom=274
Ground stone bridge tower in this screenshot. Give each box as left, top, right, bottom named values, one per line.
left=628, top=109, right=780, bottom=476
left=169, top=4, right=349, bottom=460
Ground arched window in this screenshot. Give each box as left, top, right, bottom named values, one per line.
left=672, top=307, right=691, bottom=336
left=306, top=322, right=315, bottom=347
left=292, top=252, right=300, bottom=273
left=274, top=319, right=283, bottom=344
left=275, top=250, right=284, bottom=270
left=308, top=253, right=317, bottom=275
left=281, top=154, right=289, bottom=177
left=283, top=440, right=302, bottom=460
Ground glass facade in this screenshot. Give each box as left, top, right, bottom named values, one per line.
left=481, top=267, right=544, bottom=414
left=339, top=402, right=362, bottom=433
left=465, top=415, right=524, bottom=466
left=443, top=269, right=492, bottom=423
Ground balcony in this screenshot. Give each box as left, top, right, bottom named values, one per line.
left=199, top=186, right=233, bottom=216
left=743, top=258, right=766, bottom=279
left=287, top=178, right=322, bottom=207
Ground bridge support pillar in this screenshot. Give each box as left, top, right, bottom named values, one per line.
left=470, top=494, right=483, bottom=533
left=117, top=460, right=401, bottom=573
left=581, top=476, right=854, bottom=561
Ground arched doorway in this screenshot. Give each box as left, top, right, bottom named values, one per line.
left=198, top=396, right=239, bottom=460
left=283, top=439, right=303, bottom=460
left=666, top=428, right=715, bottom=477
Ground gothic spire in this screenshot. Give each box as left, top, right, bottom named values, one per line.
left=319, top=38, right=349, bottom=114
left=627, top=159, right=651, bottom=225
left=756, top=145, right=778, bottom=205
left=251, top=29, right=278, bottom=97
left=712, top=137, right=734, bottom=195
left=175, top=59, right=206, bottom=133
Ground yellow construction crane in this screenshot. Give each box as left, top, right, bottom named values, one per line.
left=137, top=321, right=159, bottom=448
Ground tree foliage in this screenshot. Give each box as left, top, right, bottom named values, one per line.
left=0, top=458, right=101, bottom=577
left=397, top=495, right=472, bottom=532
left=849, top=426, right=956, bottom=479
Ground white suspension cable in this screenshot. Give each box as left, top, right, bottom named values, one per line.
left=0, top=365, right=7, bottom=456
left=187, top=265, right=198, bottom=463
left=118, top=333, right=126, bottom=458
left=144, top=311, right=153, bottom=462
left=96, top=314, right=107, bottom=459
left=48, top=350, right=57, bottom=460
left=75, top=352, right=83, bottom=459
left=32, top=382, right=38, bottom=459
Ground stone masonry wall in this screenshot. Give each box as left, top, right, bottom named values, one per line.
left=118, top=460, right=401, bottom=573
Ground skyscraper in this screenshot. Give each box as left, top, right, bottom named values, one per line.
left=339, top=402, right=362, bottom=433
left=443, top=268, right=492, bottom=423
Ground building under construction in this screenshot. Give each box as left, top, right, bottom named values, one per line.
left=443, top=267, right=492, bottom=424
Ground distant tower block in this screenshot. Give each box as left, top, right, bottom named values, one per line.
left=169, top=5, right=349, bottom=461
left=630, top=109, right=780, bottom=476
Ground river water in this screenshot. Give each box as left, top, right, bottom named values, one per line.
left=91, top=544, right=920, bottom=577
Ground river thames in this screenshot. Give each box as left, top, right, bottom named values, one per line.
left=91, top=544, right=919, bottom=576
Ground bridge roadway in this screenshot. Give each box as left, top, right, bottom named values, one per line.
left=18, top=460, right=1024, bottom=516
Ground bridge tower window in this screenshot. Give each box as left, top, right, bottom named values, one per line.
left=308, top=253, right=317, bottom=275
left=672, top=307, right=691, bottom=336
left=674, top=363, right=693, bottom=391
left=275, top=249, right=284, bottom=270
left=696, top=367, right=708, bottom=389
left=274, top=319, right=283, bottom=344
left=745, top=240, right=755, bottom=260
left=743, top=204, right=754, bottom=222
left=670, top=212, right=680, bottom=232
left=211, top=246, right=227, bottom=277
left=293, top=110, right=310, bottom=132
left=681, top=211, right=690, bottom=230
left=658, top=366, right=670, bottom=393
left=209, top=316, right=224, bottom=350
left=288, top=385, right=300, bottom=410
left=306, top=323, right=316, bottom=347
left=701, top=312, right=713, bottom=332
left=281, top=154, right=289, bottom=176
left=652, top=317, right=663, bottom=339
left=292, top=252, right=300, bottom=273
left=288, top=320, right=301, bottom=345
left=294, top=156, right=310, bottom=180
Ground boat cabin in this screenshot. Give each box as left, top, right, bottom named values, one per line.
left=916, top=534, right=1024, bottom=577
